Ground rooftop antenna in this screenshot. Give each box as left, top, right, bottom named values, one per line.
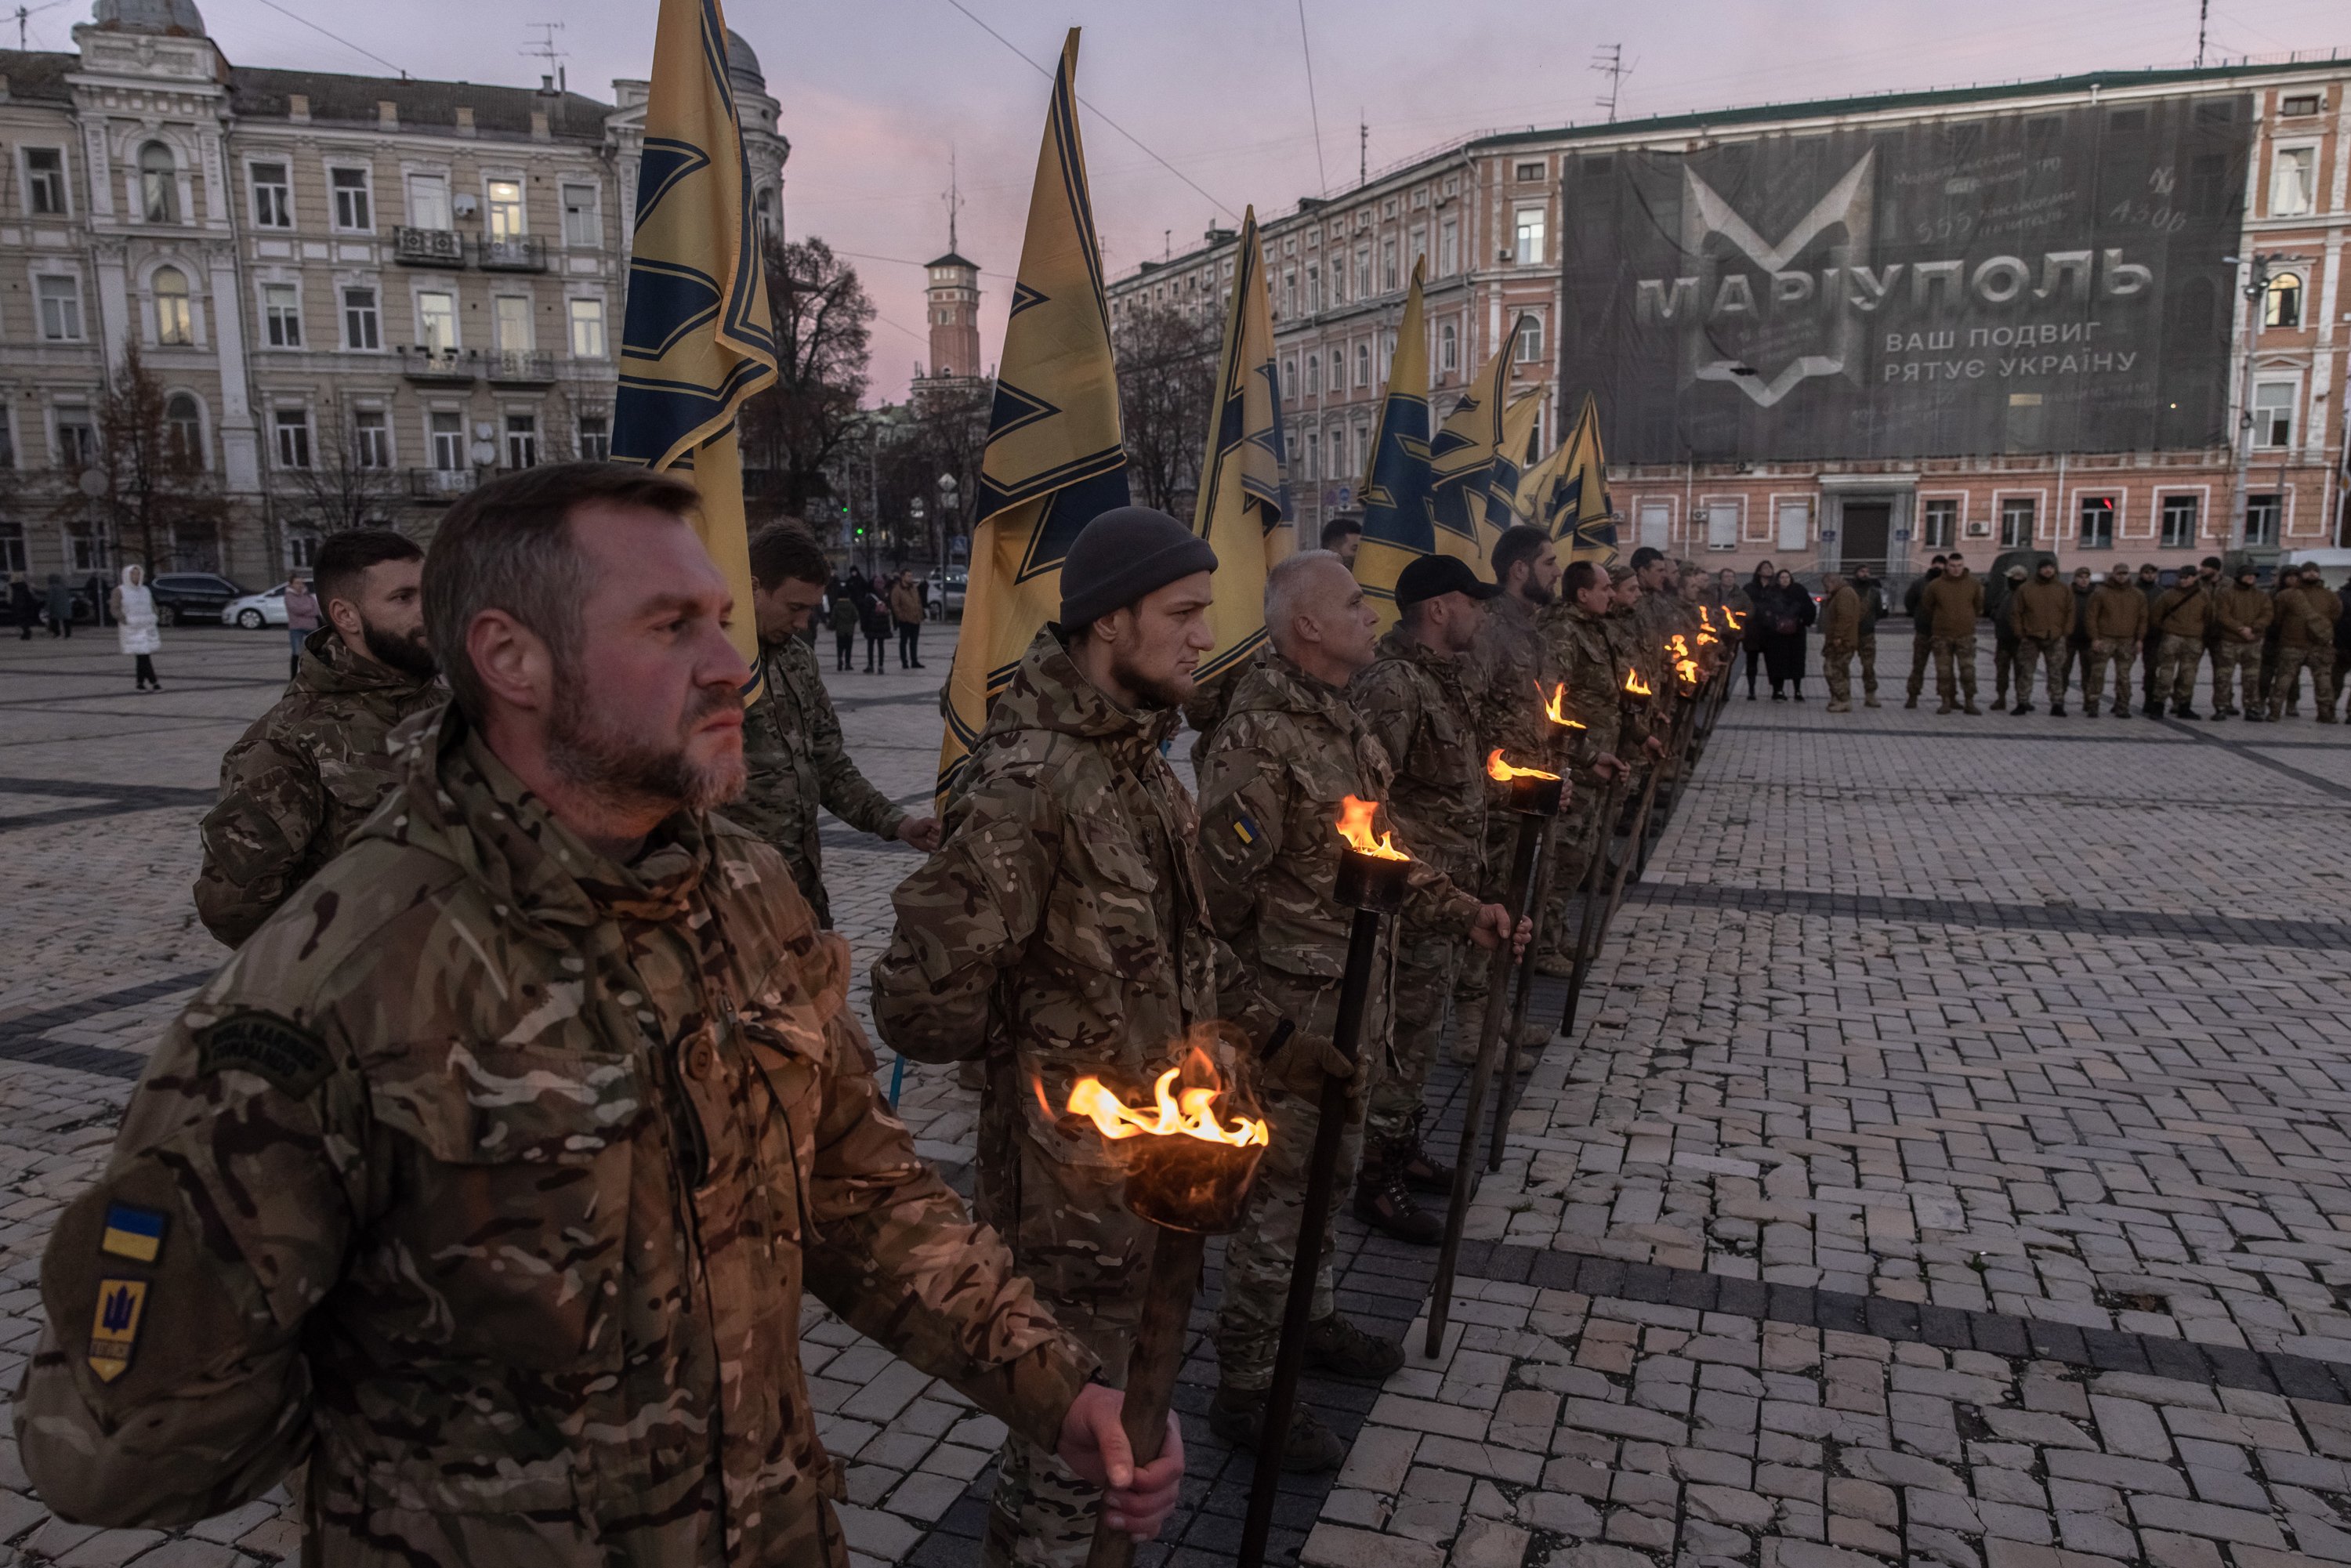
left=1359, top=113, right=1367, bottom=186
left=2195, top=0, right=2209, bottom=67
left=942, top=146, right=965, bottom=254
left=522, top=21, right=568, bottom=92
left=1592, top=43, right=1635, bottom=124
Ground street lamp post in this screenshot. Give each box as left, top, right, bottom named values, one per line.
left=2224, top=252, right=2309, bottom=552
left=936, top=473, right=958, bottom=599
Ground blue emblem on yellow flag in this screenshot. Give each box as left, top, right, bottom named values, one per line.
left=88, top=1277, right=147, bottom=1383
left=100, top=1203, right=166, bottom=1264
left=1190, top=205, right=1295, bottom=683
left=1356, top=258, right=1433, bottom=631
left=939, top=28, right=1131, bottom=798
left=1529, top=393, right=1617, bottom=563
left=614, top=0, right=777, bottom=699
left=1425, top=314, right=1528, bottom=573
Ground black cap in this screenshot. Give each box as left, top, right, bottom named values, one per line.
left=1058, top=506, right=1219, bottom=629
left=1395, top=554, right=1502, bottom=612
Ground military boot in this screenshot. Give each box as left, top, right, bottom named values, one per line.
left=2173, top=704, right=2201, bottom=719
left=1532, top=951, right=1576, bottom=979
left=2050, top=701, right=2067, bottom=716
left=1305, top=1311, right=1405, bottom=1379
left=1386, top=1118, right=1454, bottom=1195
left=1352, top=1153, right=1443, bottom=1244
left=1208, top=1385, right=1344, bottom=1472
left=2010, top=701, right=2034, bottom=715
left=1962, top=700, right=1982, bottom=715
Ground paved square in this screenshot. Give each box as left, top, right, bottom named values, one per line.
left=5, top=628, right=2351, bottom=1568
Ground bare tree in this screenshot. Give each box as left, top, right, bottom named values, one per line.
left=71, top=343, right=224, bottom=574
left=740, top=235, right=875, bottom=516
left=277, top=392, right=404, bottom=537
left=865, top=379, right=991, bottom=567
left=1113, top=302, right=1217, bottom=513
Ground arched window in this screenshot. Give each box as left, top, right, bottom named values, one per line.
left=1439, top=320, right=1459, bottom=375
left=1306, top=353, right=1319, bottom=395
left=139, top=143, right=179, bottom=224
left=165, top=393, right=203, bottom=465
left=153, top=266, right=191, bottom=345
left=2266, top=271, right=2303, bottom=329
left=753, top=184, right=777, bottom=240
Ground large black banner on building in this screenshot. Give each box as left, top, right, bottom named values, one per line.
left=1558, top=93, right=2253, bottom=463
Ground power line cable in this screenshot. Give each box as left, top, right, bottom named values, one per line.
left=1297, top=0, right=1329, bottom=197
left=237, top=0, right=411, bottom=78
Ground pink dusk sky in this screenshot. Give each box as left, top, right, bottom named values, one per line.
left=110, top=0, right=2351, bottom=405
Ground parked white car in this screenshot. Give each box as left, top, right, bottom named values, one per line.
left=223, top=584, right=292, bottom=630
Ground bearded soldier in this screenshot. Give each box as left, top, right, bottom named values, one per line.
left=1194, top=551, right=1516, bottom=1470
left=194, top=528, right=442, bottom=947
left=20, top=465, right=1181, bottom=1566
left=871, top=508, right=1271, bottom=1566
left=1531, top=560, right=1635, bottom=978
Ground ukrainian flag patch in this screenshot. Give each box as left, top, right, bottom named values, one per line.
left=88, top=1277, right=148, bottom=1383
left=1232, top=814, right=1261, bottom=847
left=100, top=1203, right=166, bottom=1264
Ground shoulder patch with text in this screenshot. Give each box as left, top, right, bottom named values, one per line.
left=195, top=1012, right=334, bottom=1098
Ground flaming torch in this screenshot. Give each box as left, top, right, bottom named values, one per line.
left=1423, top=751, right=1563, bottom=1358
left=1236, top=797, right=1407, bottom=1568
left=1070, top=1049, right=1268, bottom=1568
left=1496, top=683, right=1589, bottom=1069
left=1668, top=635, right=1701, bottom=696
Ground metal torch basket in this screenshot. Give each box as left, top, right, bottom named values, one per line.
left=1123, top=1134, right=1266, bottom=1234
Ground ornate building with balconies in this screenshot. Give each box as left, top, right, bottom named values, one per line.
left=0, top=0, right=788, bottom=585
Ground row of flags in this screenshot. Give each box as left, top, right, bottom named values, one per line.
left=604, top=4, right=1621, bottom=794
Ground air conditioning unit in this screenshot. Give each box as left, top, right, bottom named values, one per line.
left=454, top=194, right=479, bottom=217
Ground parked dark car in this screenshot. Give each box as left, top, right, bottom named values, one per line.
left=147, top=572, right=251, bottom=625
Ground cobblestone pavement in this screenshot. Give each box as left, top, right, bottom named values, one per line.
left=6, top=627, right=2351, bottom=1568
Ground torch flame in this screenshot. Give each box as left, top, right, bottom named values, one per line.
left=1066, top=1048, right=1269, bottom=1148
left=1668, top=633, right=1693, bottom=660
left=1335, top=795, right=1410, bottom=860
left=1487, top=748, right=1562, bottom=784
left=1697, top=605, right=1716, bottom=631
left=1538, top=680, right=1587, bottom=730
left=1721, top=607, right=1744, bottom=630
left=1622, top=668, right=1654, bottom=698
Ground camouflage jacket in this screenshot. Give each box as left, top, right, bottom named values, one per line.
left=1349, top=628, right=1488, bottom=887
left=1470, top=592, right=1564, bottom=771
left=732, top=633, right=907, bottom=926
left=1601, top=607, right=1661, bottom=748
left=1541, top=603, right=1629, bottom=784
left=2279, top=583, right=2342, bottom=648
left=1195, top=649, right=1481, bottom=987
left=20, top=708, right=1092, bottom=1566
left=192, top=628, right=442, bottom=948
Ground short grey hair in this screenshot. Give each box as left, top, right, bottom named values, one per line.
left=1264, top=549, right=1351, bottom=654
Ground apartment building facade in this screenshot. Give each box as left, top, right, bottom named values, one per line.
left=0, top=0, right=786, bottom=588
left=1108, top=58, right=2349, bottom=576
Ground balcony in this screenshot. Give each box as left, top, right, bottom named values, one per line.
left=393, top=226, right=465, bottom=268
left=398, top=346, right=476, bottom=383
left=408, top=467, right=479, bottom=499
left=486, top=349, right=556, bottom=386
left=478, top=234, right=548, bottom=272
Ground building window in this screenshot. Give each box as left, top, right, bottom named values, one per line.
left=36, top=274, right=83, bottom=341
left=1408, top=224, right=1426, bottom=276
left=1704, top=502, right=1738, bottom=550
left=418, top=290, right=458, bottom=352
left=1304, top=263, right=1320, bottom=314
left=1922, top=498, right=1958, bottom=548
left=2270, top=148, right=2315, bottom=216
left=1302, top=429, right=1319, bottom=483
left=165, top=393, right=202, bottom=465
left=330, top=167, right=373, bottom=231
left=1998, top=496, right=2036, bottom=548
left=343, top=287, right=380, bottom=350
left=1304, top=352, right=1320, bottom=396
left=2254, top=382, right=2295, bottom=447
left=505, top=411, right=538, bottom=469
left=139, top=143, right=178, bottom=223
left=2264, top=273, right=2302, bottom=329
left=273, top=408, right=312, bottom=469
left=568, top=298, right=606, bottom=360
left=407, top=172, right=451, bottom=230
left=250, top=161, right=292, bottom=228
left=1516, top=313, right=1545, bottom=363
left=1513, top=205, right=1547, bottom=266
left=1516, top=161, right=1545, bottom=183
left=2280, top=92, right=2323, bottom=116
left=152, top=266, right=192, bottom=346
left=1279, top=356, right=1295, bottom=400
left=2246, top=493, right=2281, bottom=548
left=1281, top=268, right=1296, bottom=317
left=2078, top=494, right=2116, bottom=550
left=24, top=147, right=66, bottom=215
left=577, top=412, right=610, bottom=462
left=263, top=283, right=302, bottom=347
left=0, top=521, right=24, bottom=575
left=353, top=408, right=390, bottom=469
left=2160, top=494, right=2198, bottom=549
left=429, top=409, right=465, bottom=469
left=1438, top=321, right=1458, bottom=375
left=1438, top=217, right=1458, bottom=277
left=55, top=407, right=96, bottom=469
left=562, top=182, right=600, bottom=247
left=492, top=295, right=533, bottom=355
left=752, top=185, right=776, bottom=240
left=1774, top=501, right=1808, bottom=552
left=487, top=179, right=525, bottom=239
left=0, top=413, right=13, bottom=471
left=285, top=531, right=320, bottom=570
left=1355, top=342, right=1371, bottom=389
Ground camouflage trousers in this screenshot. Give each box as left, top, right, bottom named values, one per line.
left=1929, top=633, right=1979, bottom=701
left=1216, top=969, right=1381, bottom=1391
left=2211, top=641, right=2262, bottom=713
left=1905, top=628, right=1933, bottom=701
left=1371, top=924, right=1464, bottom=1146
left=2011, top=635, right=2065, bottom=705
left=2155, top=633, right=2204, bottom=708
left=1854, top=632, right=1878, bottom=696
left=1822, top=638, right=1857, bottom=705
left=1992, top=638, right=2018, bottom=701
left=2080, top=638, right=2137, bottom=713
left=2270, top=647, right=2338, bottom=719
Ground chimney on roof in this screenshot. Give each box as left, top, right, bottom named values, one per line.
left=288, top=92, right=310, bottom=124
left=455, top=105, right=476, bottom=137
left=530, top=109, right=550, bottom=142
left=378, top=100, right=398, bottom=130
left=540, top=74, right=554, bottom=92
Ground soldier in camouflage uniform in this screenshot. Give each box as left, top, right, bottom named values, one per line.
left=736, top=523, right=940, bottom=926
left=20, top=465, right=1183, bottom=1566
left=193, top=529, right=442, bottom=948
left=1347, top=555, right=1498, bottom=1243
left=2270, top=563, right=2342, bottom=723
left=1194, top=551, right=1514, bottom=1470
left=871, top=508, right=1267, bottom=1564
left=1462, top=526, right=1562, bottom=1012
left=1530, top=561, right=1636, bottom=977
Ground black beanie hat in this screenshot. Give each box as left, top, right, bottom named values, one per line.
left=1059, top=506, right=1219, bottom=629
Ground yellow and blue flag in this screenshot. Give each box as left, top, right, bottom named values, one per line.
left=1354, top=258, right=1433, bottom=630
left=100, top=1203, right=165, bottom=1264
left=1191, top=205, right=1293, bottom=682
left=612, top=0, right=777, bottom=695
left=1531, top=393, right=1617, bottom=562
left=1481, top=391, right=1544, bottom=548
left=940, top=27, right=1130, bottom=798
left=1425, top=314, right=1527, bottom=574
